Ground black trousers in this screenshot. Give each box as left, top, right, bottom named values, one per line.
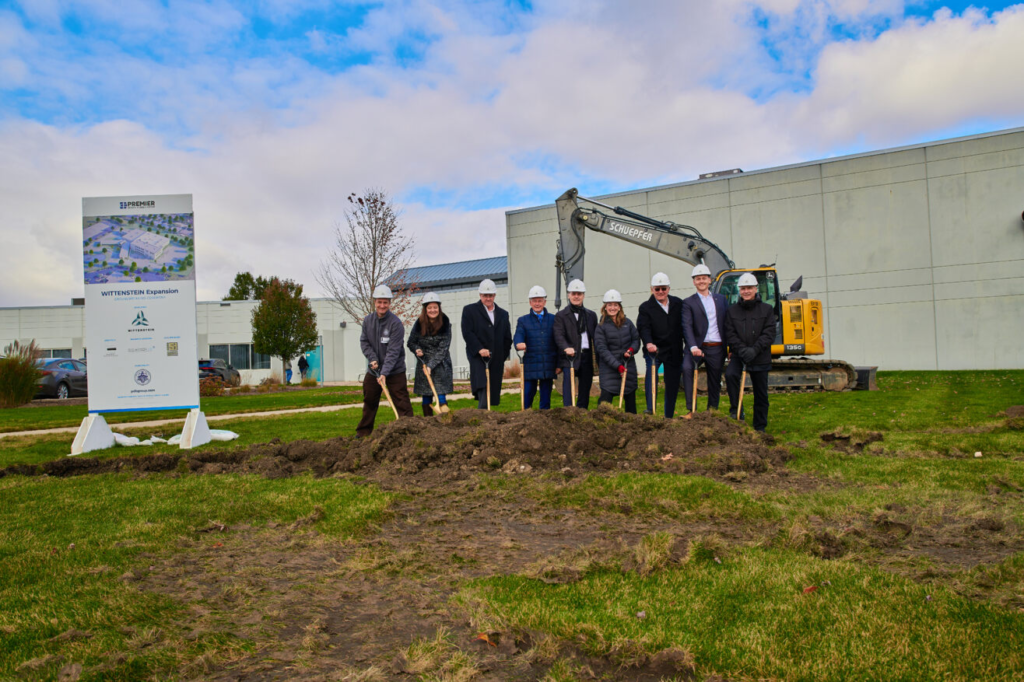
left=660, top=361, right=682, bottom=418
left=598, top=389, right=637, bottom=414
left=357, top=372, right=415, bottom=437
left=725, top=358, right=769, bottom=432
left=683, top=344, right=725, bottom=413
left=560, top=349, right=594, bottom=409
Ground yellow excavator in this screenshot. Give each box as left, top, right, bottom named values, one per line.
left=554, top=188, right=862, bottom=391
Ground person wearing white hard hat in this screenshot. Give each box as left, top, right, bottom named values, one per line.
left=682, top=263, right=729, bottom=416
left=513, top=286, right=558, bottom=409
left=553, top=279, right=598, bottom=408
left=594, top=290, right=641, bottom=413
left=462, top=279, right=512, bottom=409
left=357, top=283, right=414, bottom=436
left=408, top=292, right=453, bottom=416
left=636, top=272, right=684, bottom=417
left=723, top=272, right=776, bottom=432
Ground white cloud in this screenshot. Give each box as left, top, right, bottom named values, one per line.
left=1, top=2, right=1024, bottom=307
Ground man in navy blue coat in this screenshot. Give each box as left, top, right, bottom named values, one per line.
left=513, top=285, right=558, bottom=409
left=461, top=279, right=512, bottom=409
left=682, top=264, right=729, bottom=416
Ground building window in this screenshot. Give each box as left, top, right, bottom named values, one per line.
left=208, top=343, right=270, bottom=370
left=40, top=349, right=73, bottom=359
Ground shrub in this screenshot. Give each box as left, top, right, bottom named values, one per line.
left=300, top=377, right=318, bottom=387
left=199, top=377, right=225, bottom=397
left=233, top=383, right=253, bottom=394
left=260, top=374, right=282, bottom=387
left=504, top=360, right=521, bottom=380
left=0, top=340, right=42, bottom=408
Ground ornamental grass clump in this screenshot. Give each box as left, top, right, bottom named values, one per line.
left=0, top=340, right=42, bottom=408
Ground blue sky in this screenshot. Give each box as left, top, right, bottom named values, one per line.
left=1, top=0, right=1023, bottom=304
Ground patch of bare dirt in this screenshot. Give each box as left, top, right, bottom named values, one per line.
left=128, top=481, right=743, bottom=680
left=2, top=407, right=790, bottom=485
left=819, top=427, right=884, bottom=453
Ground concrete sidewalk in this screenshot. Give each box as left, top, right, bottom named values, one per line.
left=0, top=387, right=525, bottom=440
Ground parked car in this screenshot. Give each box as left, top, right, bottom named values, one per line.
left=198, top=358, right=241, bottom=386
left=35, top=359, right=89, bottom=399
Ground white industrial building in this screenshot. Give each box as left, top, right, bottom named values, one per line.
left=4, top=128, right=1022, bottom=380
left=0, top=256, right=509, bottom=384
left=506, top=127, right=1024, bottom=371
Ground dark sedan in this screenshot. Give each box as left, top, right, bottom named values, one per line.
left=198, top=358, right=241, bottom=386
left=36, top=359, right=89, bottom=399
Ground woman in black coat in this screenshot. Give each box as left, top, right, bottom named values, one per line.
left=407, top=293, right=454, bottom=416
left=594, top=289, right=641, bottom=414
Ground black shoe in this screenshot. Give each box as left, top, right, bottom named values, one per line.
left=643, top=409, right=653, bottom=415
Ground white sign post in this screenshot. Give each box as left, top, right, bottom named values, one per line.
left=72, top=194, right=209, bottom=454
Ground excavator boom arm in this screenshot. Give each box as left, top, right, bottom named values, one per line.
left=555, top=188, right=734, bottom=293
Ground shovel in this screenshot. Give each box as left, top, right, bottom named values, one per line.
left=619, top=368, right=628, bottom=410
left=737, top=365, right=747, bottom=424
left=570, top=364, right=577, bottom=407
left=517, top=351, right=526, bottom=411
left=684, top=361, right=699, bottom=420
left=371, top=367, right=400, bottom=420
left=485, top=363, right=492, bottom=411
left=423, top=365, right=444, bottom=414
left=650, top=353, right=658, bottom=416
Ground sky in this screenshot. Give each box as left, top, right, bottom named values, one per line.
left=2, top=0, right=1023, bottom=306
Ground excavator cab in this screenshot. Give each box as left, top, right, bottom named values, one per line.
left=714, top=267, right=824, bottom=358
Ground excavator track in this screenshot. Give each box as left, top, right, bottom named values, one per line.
left=698, top=358, right=859, bottom=393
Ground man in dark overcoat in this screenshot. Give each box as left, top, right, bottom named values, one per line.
left=461, top=279, right=512, bottom=409
left=553, top=279, right=598, bottom=409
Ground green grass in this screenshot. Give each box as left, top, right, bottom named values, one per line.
left=0, top=472, right=392, bottom=680
left=462, top=546, right=1024, bottom=681
left=482, top=472, right=777, bottom=522
left=0, top=385, right=368, bottom=433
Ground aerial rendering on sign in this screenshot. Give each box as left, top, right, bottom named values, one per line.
left=82, top=213, right=195, bottom=284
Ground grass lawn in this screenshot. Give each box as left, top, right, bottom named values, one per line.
left=1, top=370, right=1022, bottom=680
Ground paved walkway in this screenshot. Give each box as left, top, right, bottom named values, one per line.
left=0, top=388, right=525, bottom=440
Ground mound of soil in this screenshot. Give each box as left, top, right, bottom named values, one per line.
left=2, top=406, right=789, bottom=484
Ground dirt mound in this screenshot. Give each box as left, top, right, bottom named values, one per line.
left=2, top=406, right=789, bottom=484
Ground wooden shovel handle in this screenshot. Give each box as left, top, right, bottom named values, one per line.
left=380, top=378, right=400, bottom=420
left=619, top=369, right=627, bottom=410
left=737, top=370, right=746, bottom=423
left=424, top=366, right=440, bottom=410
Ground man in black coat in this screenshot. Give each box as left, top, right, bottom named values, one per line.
left=553, top=279, right=598, bottom=408
left=461, top=279, right=512, bottom=409
left=636, top=272, right=684, bottom=418
left=723, top=272, right=777, bottom=432
left=682, top=264, right=729, bottom=416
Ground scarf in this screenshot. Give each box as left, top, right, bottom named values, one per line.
left=740, top=295, right=760, bottom=310
left=569, top=303, right=587, bottom=335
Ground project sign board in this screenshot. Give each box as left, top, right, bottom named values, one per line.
left=82, top=194, right=200, bottom=413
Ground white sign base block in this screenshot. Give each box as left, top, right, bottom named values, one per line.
left=180, top=409, right=211, bottom=449
left=70, top=414, right=116, bottom=456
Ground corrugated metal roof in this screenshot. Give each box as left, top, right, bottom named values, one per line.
left=391, top=256, right=507, bottom=288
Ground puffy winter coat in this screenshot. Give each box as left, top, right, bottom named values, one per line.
left=594, top=316, right=641, bottom=395
left=407, top=313, right=454, bottom=396
left=513, top=310, right=558, bottom=380
left=723, top=296, right=777, bottom=370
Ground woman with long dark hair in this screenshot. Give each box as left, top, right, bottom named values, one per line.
left=594, top=289, right=641, bottom=414
left=407, top=292, right=454, bottom=415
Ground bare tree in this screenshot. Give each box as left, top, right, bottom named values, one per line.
left=317, top=190, right=420, bottom=325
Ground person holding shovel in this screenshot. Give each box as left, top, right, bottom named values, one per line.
left=594, top=289, right=641, bottom=413
left=461, top=279, right=512, bottom=410
left=554, top=279, right=598, bottom=409
left=723, top=272, right=776, bottom=432
left=356, top=284, right=414, bottom=437
left=408, top=292, right=453, bottom=416
left=682, top=263, right=729, bottom=416
left=513, top=285, right=558, bottom=410
left=637, top=272, right=684, bottom=418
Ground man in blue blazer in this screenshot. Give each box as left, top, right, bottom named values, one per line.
left=682, top=264, right=729, bottom=416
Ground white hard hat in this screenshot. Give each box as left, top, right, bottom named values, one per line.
left=602, top=289, right=622, bottom=303
left=567, top=279, right=586, bottom=293
left=528, top=285, right=547, bottom=299
left=651, top=272, right=671, bottom=287
left=738, top=272, right=758, bottom=287
left=691, top=264, right=711, bottom=278
left=372, top=284, right=393, bottom=299
left=421, top=292, right=441, bottom=305
left=478, top=279, right=498, bottom=294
